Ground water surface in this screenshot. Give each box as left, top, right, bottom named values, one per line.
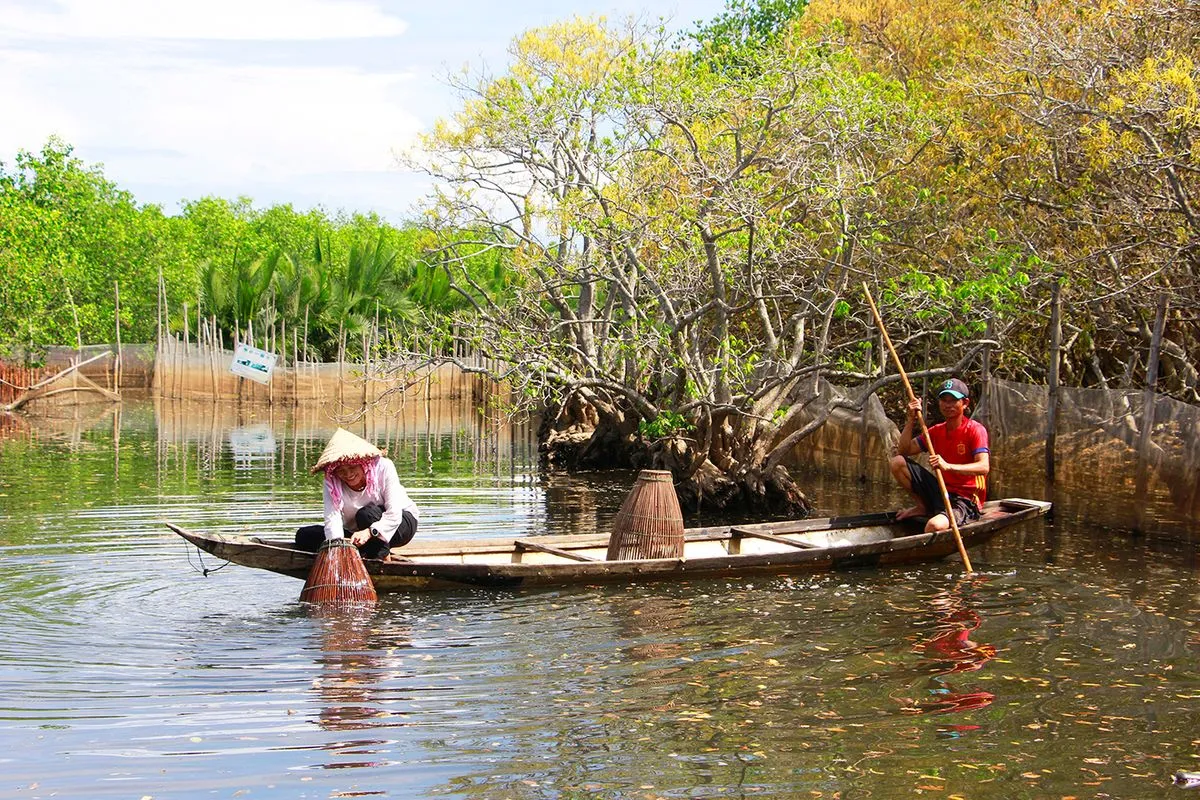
left=1, top=398, right=1198, bottom=799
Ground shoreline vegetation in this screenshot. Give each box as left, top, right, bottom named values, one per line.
left=2, top=0, right=1196, bottom=513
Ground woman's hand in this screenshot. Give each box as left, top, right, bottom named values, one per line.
left=349, top=529, right=372, bottom=547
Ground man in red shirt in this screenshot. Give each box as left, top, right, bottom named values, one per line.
left=889, top=378, right=990, bottom=533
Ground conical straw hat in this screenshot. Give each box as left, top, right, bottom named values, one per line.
left=310, top=428, right=384, bottom=474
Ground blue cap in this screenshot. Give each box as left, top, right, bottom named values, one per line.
left=938, top=378, right=970, bottom=399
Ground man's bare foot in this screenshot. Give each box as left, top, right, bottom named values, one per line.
left=895, top=506, right=925, bottom=521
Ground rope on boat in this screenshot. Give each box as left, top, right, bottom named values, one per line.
left=183, top=540, right=231, bottom=577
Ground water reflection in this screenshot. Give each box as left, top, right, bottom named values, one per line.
left=2, top=397, right=1200, bottom=799
left=909, top=582, right=997, bottom=719
left=0, top=399, right=119, bottom=445
left=309, top=608, right=410, bottom=737
left=614, top=594, right=690, bottom=661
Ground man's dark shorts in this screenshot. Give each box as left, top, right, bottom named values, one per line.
left=904, top=458, right=981, bottom=526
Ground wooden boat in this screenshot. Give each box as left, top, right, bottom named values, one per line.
left=167, top=498, right=1051, bottom=592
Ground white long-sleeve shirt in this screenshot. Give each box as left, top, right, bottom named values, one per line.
left=322, top=457, right=419, bottom=543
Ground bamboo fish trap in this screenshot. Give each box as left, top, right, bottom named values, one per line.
left=606, top=470, right=685, bottom=560
left=300, top=538, right=378, bottom=605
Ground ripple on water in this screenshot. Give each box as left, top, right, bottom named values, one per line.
left=3, top=412, right=1200, bottom=798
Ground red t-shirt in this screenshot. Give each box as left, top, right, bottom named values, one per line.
left=916, top=418, right=989, bottom=507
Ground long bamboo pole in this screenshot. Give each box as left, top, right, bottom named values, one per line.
left=863, top=284, right=973, bottom=573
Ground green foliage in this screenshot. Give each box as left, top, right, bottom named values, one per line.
left=689, top=0, right=809, bottom=67
left=0, top=139, right=515, bottom=361
left=0, top=138, right=193, bottom=354
left=8, top=0, right=1192, bottom=407
left=638, top=411, right=696, bottom=439
left=889, top=241, right=1039, bottom=339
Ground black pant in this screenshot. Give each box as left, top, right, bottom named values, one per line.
left=295, top=504, right=417, bottom=560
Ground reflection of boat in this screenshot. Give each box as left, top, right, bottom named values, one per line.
left=167, top=498, right=1050, bottom=592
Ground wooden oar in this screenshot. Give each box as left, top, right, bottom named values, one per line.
left=862, top=284, right=974, bottom=573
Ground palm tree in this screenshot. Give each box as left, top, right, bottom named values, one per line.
left=318, top=236, right=417, bottom=357
left=198, top=244, right=276, bottom=340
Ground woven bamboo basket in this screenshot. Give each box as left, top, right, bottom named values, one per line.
left=300, top=538, right=378, bottom=605
left=606, top=470, right=684, bottom=560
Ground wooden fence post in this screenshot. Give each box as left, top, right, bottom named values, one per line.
left=858, top=340, right=872, bottom=481
left=114, top=281, right=123, bottom=392
left=1134, top=294, right=1169, bottom=534
left=1046, top=280, right=1062, bottom=482
left=981, top=316, right=993, bottom=405
left=1138, top=294, right=1168, bottom=460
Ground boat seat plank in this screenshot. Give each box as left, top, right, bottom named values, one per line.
left=730, top=527, right=821, bottom=549
left=514, top=539, right=599, bottom=562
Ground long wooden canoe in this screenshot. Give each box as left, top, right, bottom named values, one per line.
left=166, top=498, right=1051, bottom=592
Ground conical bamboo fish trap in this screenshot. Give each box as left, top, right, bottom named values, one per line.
left=606, top=470, right=684, bottom=560
left=300, top=538, right=378, bottom=605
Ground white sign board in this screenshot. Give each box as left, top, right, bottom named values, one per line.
left=230, top=343, right=277, bottom=384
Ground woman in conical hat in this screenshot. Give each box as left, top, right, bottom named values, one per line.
left=295, top=428, right=419, bottom=560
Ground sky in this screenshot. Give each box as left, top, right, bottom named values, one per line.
left=0, top=0, right=729, bottom=222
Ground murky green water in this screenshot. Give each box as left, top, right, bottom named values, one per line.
left=2, top=397, right=1198, bottom=799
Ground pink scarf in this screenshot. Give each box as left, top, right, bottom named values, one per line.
left=324, top=456, right=384, bottom=512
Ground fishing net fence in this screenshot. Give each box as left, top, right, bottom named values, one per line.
left=791, top=377, right=1200, bottom=539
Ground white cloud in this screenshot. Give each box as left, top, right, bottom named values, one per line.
left=0, top=0, right=731, bottom=218
left=0, top=0, right=407, bottom=41
left=0, top=2, right=422, bottom=214
left=127, top=60, right=420, bottom=179
left=0, top=51, right=86, bottom=154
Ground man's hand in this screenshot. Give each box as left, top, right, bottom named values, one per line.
left=349, top=529, right=372, bottom=547
left=907, top=398, right=923, bottom=420
left=929, top=453, right=952, bottom=472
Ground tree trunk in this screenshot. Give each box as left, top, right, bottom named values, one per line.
left=538, top=401, right=812, bottom=517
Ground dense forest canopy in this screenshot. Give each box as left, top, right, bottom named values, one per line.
left=0, top=0, right=1195, bottom=510
left=411, top=0, right=1198, bottom=509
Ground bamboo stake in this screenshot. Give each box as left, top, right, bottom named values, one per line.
left=155, top=268, right=163, bottom=393
left=1047, top=281, right=1062, bottom=482
left=338, top=321, right=346, bottom=408
left=362, top=328, right=369, bottom=408
left=1138, top=294, right=1168, bottom=460
left=114, top=281, right=123, bottom=392
left=862, top=283, right=973, bottom=573
left=281, top=316, right=287, bottom=402
left=981, top=317, right=993, bottom=404
left=210, top=316, right=218, bottom=399
left=1134, top=294, right=1169, bottom=534
left=293, top=326, right=300, bottom=407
